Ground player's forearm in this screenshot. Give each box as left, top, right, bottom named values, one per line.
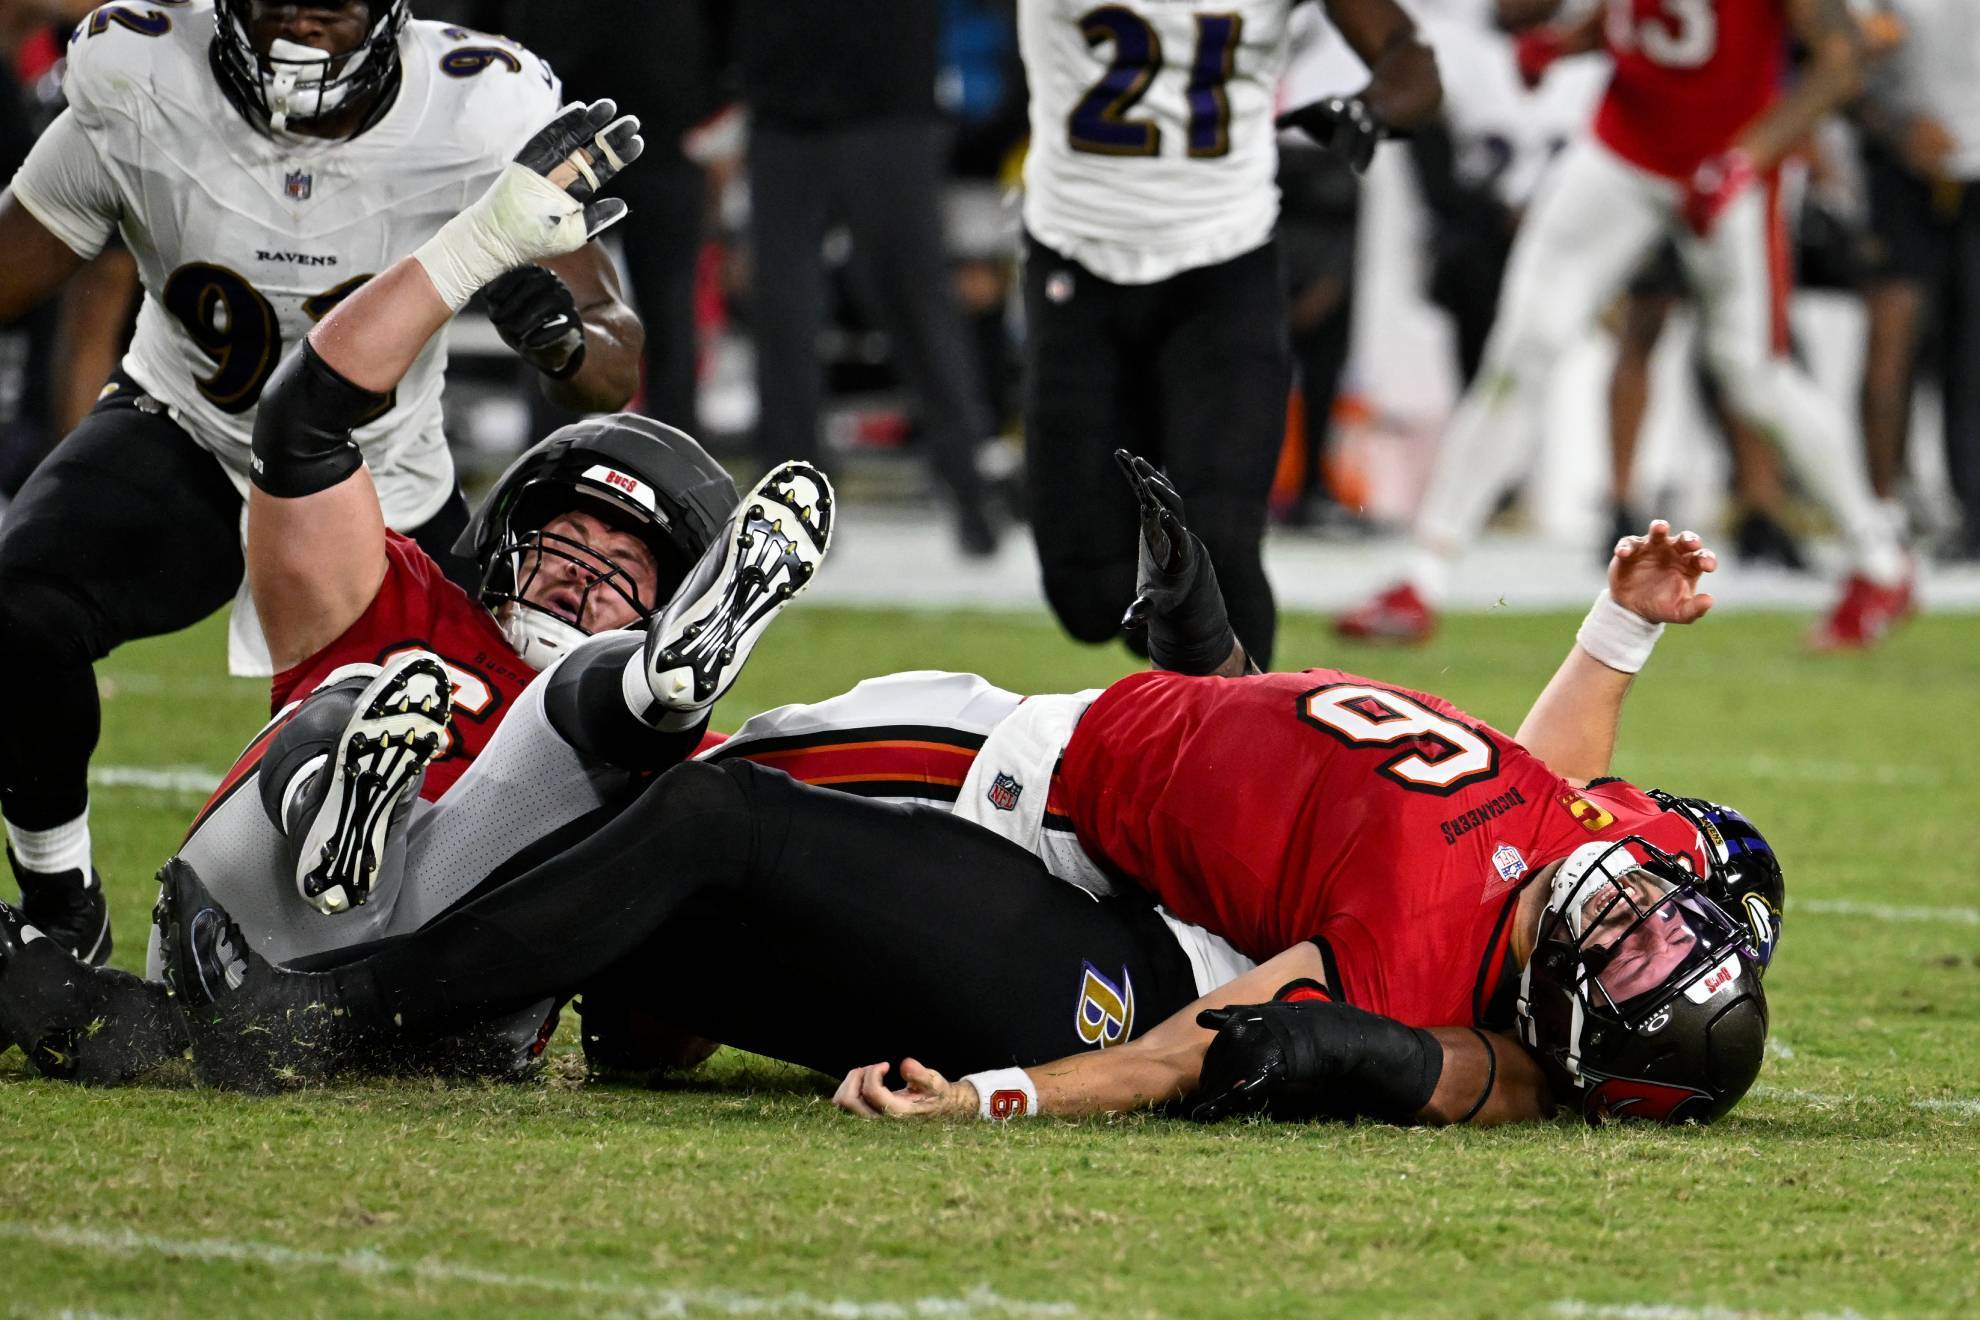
left=1360, top=32, right=1442, bottom=131
left=1326, top=0, right=1442, bottom=131
left=1494, top=0, right=1564, bottom=31
left=542, top=292, right=642, bottom=412
left=1736, top=8, right=1863, bottom=170
left=307, top=257, right=453, bottom=395
left=1514, top=646, right=1631, bottom=786
left=1022, top=1034, right=1205, bottom=1117
left=1417, top=1028, right=1549, bottom=1125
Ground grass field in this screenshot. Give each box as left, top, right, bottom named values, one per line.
left=4, top=604, right=1978, bottom=1318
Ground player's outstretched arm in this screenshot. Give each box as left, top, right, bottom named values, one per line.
left=835, top=944, right=1330, bottom=1121
left=1514, top=520, right=1717, bottom=785
left=246, top=99, right=645, bottom=668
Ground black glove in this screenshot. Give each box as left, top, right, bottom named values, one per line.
left=1191, top=987, right=1442, bottom=1124
left=485, top=265, right=587, bottom=379
left=1115, top=449, right=1238, bottom=675
left=1276, top=96, right=1382, bottom=174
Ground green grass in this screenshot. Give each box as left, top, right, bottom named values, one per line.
left=7, top=606, right=1980, bottom=1318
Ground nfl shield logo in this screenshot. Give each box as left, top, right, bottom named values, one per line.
left=987, top=772, right=1022, bottom=812
left=1492, top=843, right=1528, bottom=882
left=285, top=170, right=313, bottom=201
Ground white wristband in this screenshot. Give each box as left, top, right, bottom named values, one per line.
left=1575, top=589, right=1664, bottom=674
left=412, top=162, right=590, bottom=311
left=962, top=1067, right=1038, bottom=1120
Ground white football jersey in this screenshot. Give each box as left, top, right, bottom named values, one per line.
left=1020, top=0, right=1297, bottom=284
left=11, top=3, right=563, bottom=530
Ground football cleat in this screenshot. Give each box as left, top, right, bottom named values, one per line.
left=1808, top=572, right=1914, bottom=651
left=1335, top=582, right=1436, bottom=644
left=156, top=857, right=360, bottom=1092
left=8, top=848, right=111, bottom=968
left=641, top=460, right=834, bottom=714
left=0, top=897, right=183, bottom=1085
left=289, top=651, right=452, bottom=915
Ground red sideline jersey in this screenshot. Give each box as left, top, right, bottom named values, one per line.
left=1593, top=0, right=1787, bottom=180
left=269, top=531, right=537, bottom=800
left=1055, top=669, right=1707, bottom=1029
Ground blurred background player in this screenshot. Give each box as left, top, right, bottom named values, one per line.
left=1017, top=0, right=1441, bottom=668
left=1340, top=0, right=1914, bottom=650
left=0, top=0, right=643, bottom=965
left=735, top=0, right=1001, bottom=557
left=1854, top=0, right=1980, bottom=563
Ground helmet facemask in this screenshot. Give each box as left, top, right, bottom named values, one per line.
left=212, top=0, right=409, bottom=134
left=484, top=483, right=687, bottom=672
left=1518, top=838, right=1766, bottom=1123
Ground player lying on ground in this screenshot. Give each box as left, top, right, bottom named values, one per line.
left=152, top=464, right=1779, bottom=1123
left=0, top=99, right=833, bottom=1080
left=0, top=0, right=648, bottom=966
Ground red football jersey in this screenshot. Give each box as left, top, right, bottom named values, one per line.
left=270, top=531, right=536, bottom=800
left=1054, top=670, right=1707, bottom=1028
left=1593, top=0, right=1787, bottom=179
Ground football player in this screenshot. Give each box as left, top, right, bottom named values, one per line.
left=1017, top=0, right=1440, bottom=668
left=0, top=0, right=647, bottom=968
left=1339, top=0, right=1912, bottom=651
left=0, top=99, right=834, bottom=1081
left=156, top=471, right=1779, bottom=1124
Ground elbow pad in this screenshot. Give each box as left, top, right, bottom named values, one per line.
left=1193, top=994, right=1443, bottom=1125
left=249, top=341, right=385, bottom=498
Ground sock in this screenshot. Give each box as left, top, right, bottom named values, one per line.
left=622, top=646, right=706, bottom=733
left=7, top=810, right=93, bottom=880
left=1405, top=549, right=1451, bottom=607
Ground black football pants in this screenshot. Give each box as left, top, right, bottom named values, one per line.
left=334, top=757, right=1200, bottom=1078
left=0, top=376, right=470, bottom=833
left=1022, top=232, right=1290, bottom=667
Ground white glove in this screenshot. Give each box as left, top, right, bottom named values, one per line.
left=414, top=98, right=645, bottom=311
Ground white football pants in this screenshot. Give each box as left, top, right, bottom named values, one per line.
left=1408, top=136, right=1903, bottom=597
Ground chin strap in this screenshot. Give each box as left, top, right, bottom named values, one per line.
left=499, top=603, right=590, bottom=672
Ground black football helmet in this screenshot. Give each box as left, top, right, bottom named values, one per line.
left=211, top=0, right=410, bottom=134
left=456, top=414, right=738, bottom=671
left=1650, top=790, right=1785, bottom=973
left=1517, top=838, right=1769, bottom=1125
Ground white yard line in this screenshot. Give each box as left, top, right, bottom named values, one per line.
left=1750, top=1086, right=1980, bottom=1119
left=1551, top=1302, right=1872, bottom=1320
left=1793, top=898, right=1980, bottom=927
left=0, top=1223, right=1077, bottom=1318
left=88, top=765, right=222, bottom=796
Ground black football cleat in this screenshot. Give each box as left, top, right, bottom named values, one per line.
left=0, top=897, right=183, bottom=1085
left=156, top=857, right=361, bottom=1092
left=9, top=846, right=111, bottom=968
left=641, top=460, right=834, bottom=715
left=286, top=652, right=452, bottom=916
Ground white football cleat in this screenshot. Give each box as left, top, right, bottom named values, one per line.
left=640, top=460, right=834, bottom=715
left=291, top=651, right=453, bottom=915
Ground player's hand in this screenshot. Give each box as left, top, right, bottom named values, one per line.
left=1681, top=149, right=1756, bottom=237
left=1116, top=449, right=1193, bottom=626
left=1608, top=519, right=1717, bottom=625
left=1190, top=1001, right=1297, bottom=1122
left=1276, top=96, right=1382, bottom=174
left=834, top=1058, right=977, bottom=1120
left=416, top=99, right=646, bottom=312
left=485, top=266, right=586, bottom=378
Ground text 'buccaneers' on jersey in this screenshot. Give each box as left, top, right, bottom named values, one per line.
left=1055, top=669, right=1708, bottom=1028
left=11, top=3, right=562, bottom=528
